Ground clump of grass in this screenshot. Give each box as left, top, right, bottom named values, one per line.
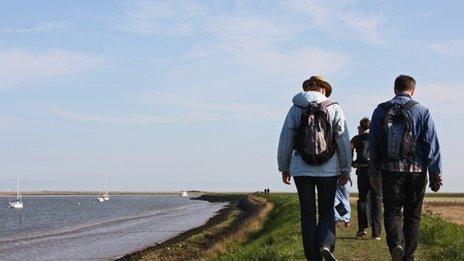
left=420, top=214, right=464, bottom=260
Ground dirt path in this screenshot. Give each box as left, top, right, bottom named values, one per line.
left=423, top=202, right=464, bottom=225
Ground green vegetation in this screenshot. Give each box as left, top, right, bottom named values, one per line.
left=421, top=214, right=464, bottom=260
left=212, top=194, right=462, bottom=261
left=124, top=193, right=463, bottom=260
left=213, top=194, right=393, bottom=260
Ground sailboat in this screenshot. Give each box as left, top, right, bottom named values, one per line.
left=179, top=190, right=189, bottom=197
left=97, top=176, right=110, bottom=202
left=9, top=177, right=23, bottom=209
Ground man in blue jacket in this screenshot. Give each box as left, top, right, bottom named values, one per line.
left=278, top=76, right=351, bottom=261
left=369, top=75, right=443, bottom=261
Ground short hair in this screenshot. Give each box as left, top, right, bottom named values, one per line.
left=394, top=75, right=416, bottom=92
left=302, top=79, right=318, bottom=92
left=359, top=117, right=370, bottom=130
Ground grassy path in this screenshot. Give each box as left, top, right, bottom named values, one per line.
left=124, top=193, right=463, bottom=260
left=214, top=194, right=433, bottom=261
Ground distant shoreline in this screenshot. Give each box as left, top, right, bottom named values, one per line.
left=0, top=191, right=205, bottom=196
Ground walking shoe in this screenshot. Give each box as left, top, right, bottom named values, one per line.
left=320, top=246, right=337, bottom=261
left=356, top=229, right=367, bottom=238
left=391, top=245, right=404, bottom=261
left=373, top=236, right=381, bottom=241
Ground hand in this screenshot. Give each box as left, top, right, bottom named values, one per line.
left=429, top=174, right=443, bottom=192
left=338, top=172, right=350, bottom=186
left=282, top=171, right=291, bottom=185
left=370, top=175, right=382, bottom=190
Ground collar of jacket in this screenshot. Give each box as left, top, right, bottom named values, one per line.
left=395, top=93, right=412, bottom=99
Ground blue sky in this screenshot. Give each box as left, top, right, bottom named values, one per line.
left=0, top=1, right=463, bottom=192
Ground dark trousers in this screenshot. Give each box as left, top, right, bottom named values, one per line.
left=357, top=167, right=382, bottom=236
left=382, top=171, right=427, bottom=261
left=294, top=176, right=338, bottom=261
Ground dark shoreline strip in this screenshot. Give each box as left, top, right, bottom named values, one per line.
left=118, top=194, right=244, bottom=260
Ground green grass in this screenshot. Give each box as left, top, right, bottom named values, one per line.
left=213, top=194, right=463, bottom=261
left=420, top=214, right=464, bottom=260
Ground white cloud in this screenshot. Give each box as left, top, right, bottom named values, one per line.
left=116, top=0, right=206, bottom=35
left=51, top=90, right=285, bottom=125
left=416, top=82, right=464, bottom=113
left=431, top=40, right=464, bottom=58
left=0, top=49, right=100, bottom=89
left=1, top=22, right=68, bottom=34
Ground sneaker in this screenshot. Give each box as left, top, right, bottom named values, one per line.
left=391, top=245, right=404, bottom=261
left=320, top=246, right=337, bottom=261
left=356, top=229, right=367, bottom=238
left=373, top=236, right=381, bottom=241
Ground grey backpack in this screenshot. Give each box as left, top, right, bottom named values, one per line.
left=379, top=100, right=418, bottom=163
left=294, top=100, right=337, bottom=165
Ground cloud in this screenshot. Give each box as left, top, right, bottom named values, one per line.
left=283, top=0, right=386, bottom=44
left=431, top=40, right=464, bottom=58
left=50, top=107, right=182, bottom=124
left=0, top=49, right=101, bottom=89
left=116, top=0, right=206, bottom=35
left=416, top=82, right=464, bottom=114
left=1, top=22, right=68, bottom=34
left=51, top=90, right=285, bottom=125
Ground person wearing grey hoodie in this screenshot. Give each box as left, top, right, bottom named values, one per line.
left=278, top=76, right=352, bottom=261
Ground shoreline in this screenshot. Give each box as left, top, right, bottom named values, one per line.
left=119, top=194, right=271, bottom=260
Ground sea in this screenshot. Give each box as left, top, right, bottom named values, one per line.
left=0, top=195, right=227, bottom=260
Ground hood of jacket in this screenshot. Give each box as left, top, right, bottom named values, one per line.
left=292, top=91, right=328, bottom=107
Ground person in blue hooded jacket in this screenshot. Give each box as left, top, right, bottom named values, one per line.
left=278, top=76, right=352, bottom=261
left=369, top=75, right=443, bottom=261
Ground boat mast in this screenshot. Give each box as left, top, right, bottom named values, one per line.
left=16, top=176, right=21, bottom=201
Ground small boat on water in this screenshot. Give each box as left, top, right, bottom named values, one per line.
left=97, top=176, right=110, bottom=202
left=179, top=191, right=189, bottom=197
left=9, top=177, right=23, bottom=209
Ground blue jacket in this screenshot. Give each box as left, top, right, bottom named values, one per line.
left=277, top=91, right=352, bottom=177
left=369, top=93, right=442, bottom=176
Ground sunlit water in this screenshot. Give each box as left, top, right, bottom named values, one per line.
left=0, top=195, right=226, bottom=260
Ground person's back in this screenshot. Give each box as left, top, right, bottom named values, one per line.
left=369, top=75, right=442, bottom=261
left=277, top=75, right=351, bottom=261
left=351, top=118, right=382, bottom=240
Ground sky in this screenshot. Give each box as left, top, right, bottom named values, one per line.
left=0, top=1, right=463, bottom=192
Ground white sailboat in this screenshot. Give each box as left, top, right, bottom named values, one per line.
left=97, top=176, right=110, bottom=202
left=9, top=177, right=23, bottom=209
left=179, top=190, right=189, bottom=197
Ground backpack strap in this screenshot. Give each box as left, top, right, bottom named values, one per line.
left=404, top=100, right=419, bottom=110
left=320, top=100, right=338, bottom=108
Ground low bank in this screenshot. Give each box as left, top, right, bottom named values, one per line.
left=120, top=194, right=273, bottom=260
left=120, top=194, right=463, bottom=260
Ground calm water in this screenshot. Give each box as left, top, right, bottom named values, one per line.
left=0, top=195, right=227, bottom=260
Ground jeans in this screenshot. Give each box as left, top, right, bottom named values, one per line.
left=357, top=167, right=382, bottom=236
left=334, top=182, right=351, bottom=222
left=294, top=176, right=338, bottom=261
left=382, top=171, right=427, bottom=261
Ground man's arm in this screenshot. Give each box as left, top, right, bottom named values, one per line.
left=277, top=106, right=298, bottom=173
left=422, top=108, right=443, bottom=192
left=423, top=108, right=442, bottom=175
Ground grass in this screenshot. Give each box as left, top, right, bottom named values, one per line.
left=420, top=214, right=464, bottom=260
left=212, top=194, right=463, bottom=261
left=124, top=193, right=464, bottom=260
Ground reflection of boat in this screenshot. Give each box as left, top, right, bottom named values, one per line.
left=97, top=176, right=110, bottom=202
left=9, top=177, right=23, bottom=209
left=179, top=191, right=189, bottom=197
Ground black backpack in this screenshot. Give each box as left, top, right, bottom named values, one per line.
left=378, top=100, right=418, bottom=164
left=354, top=132, right=370, bottom=165
left=294, top=100, right=337, bottom=165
